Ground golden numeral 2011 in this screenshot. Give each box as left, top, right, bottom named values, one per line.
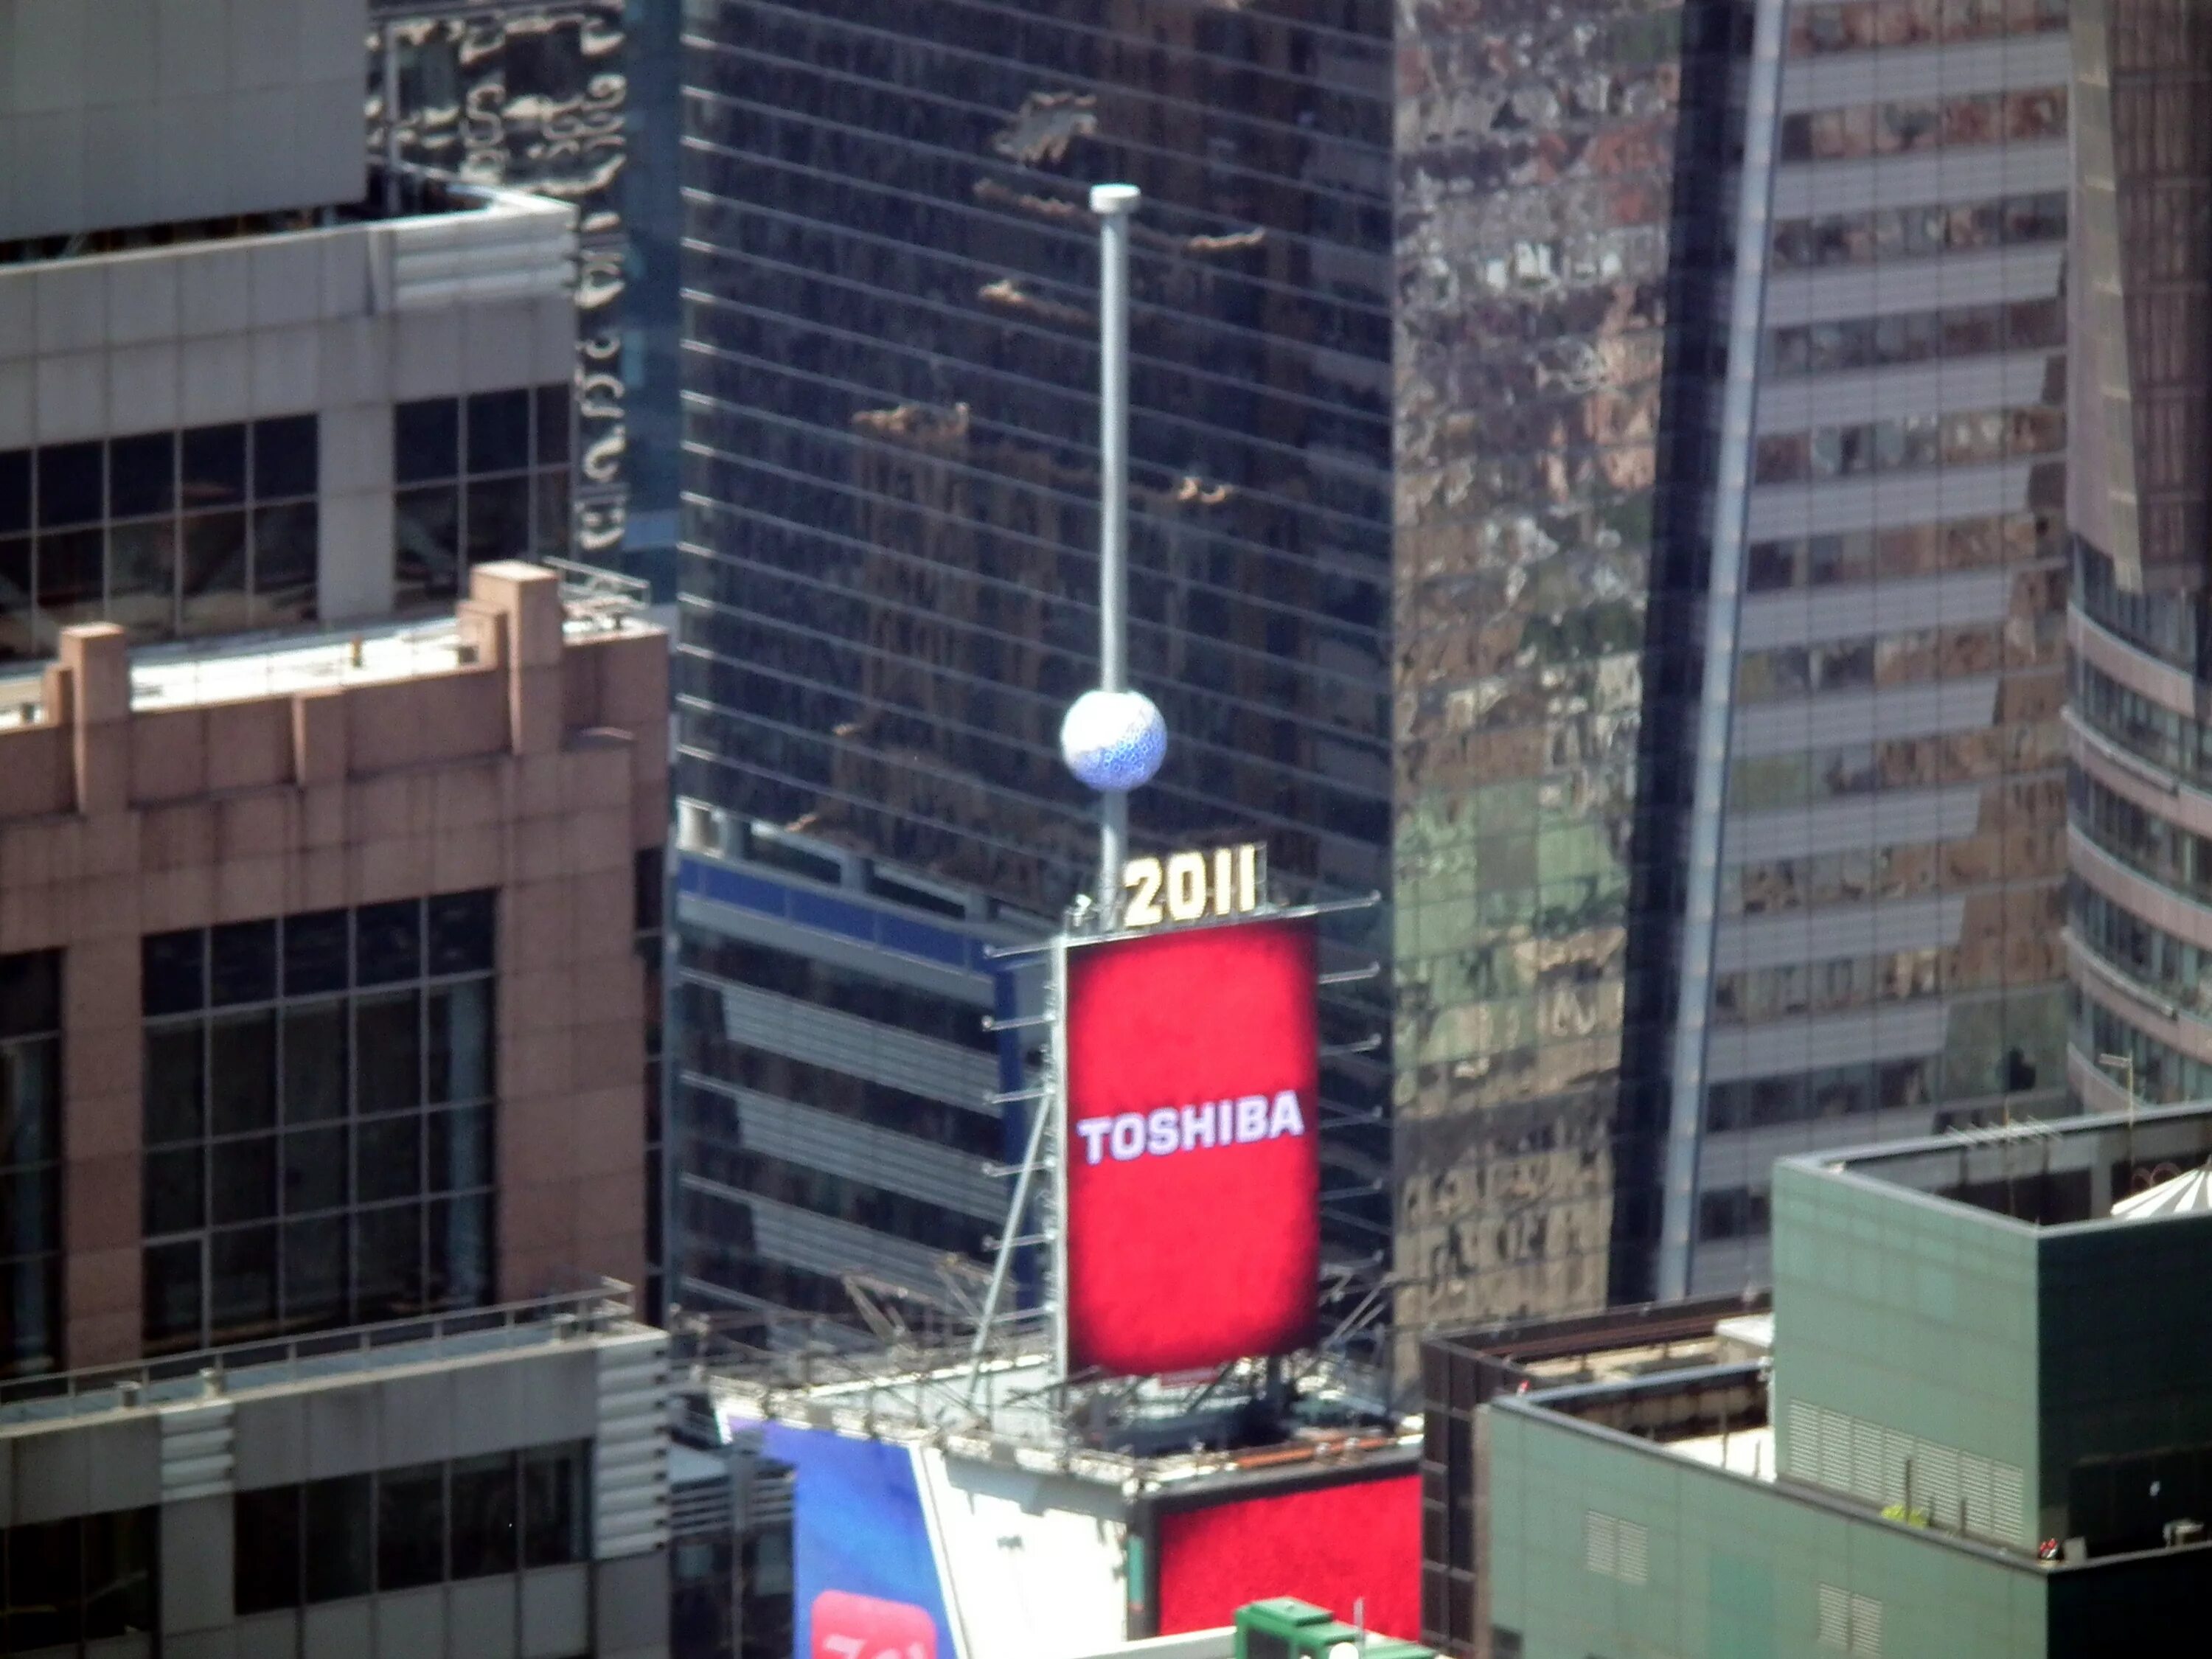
left=1120, top=843, right=1262, bottom=927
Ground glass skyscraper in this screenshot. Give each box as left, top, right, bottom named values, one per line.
left=1391, top=0, right=1728, bottom=1329
left=1397, top=0, right=2075, bottom=1322
left=1664, top=0, right=2075, bottom=1296
left=676, top=0, right=1396, bottom=1321
left=2064, top=0, right=2212, bottom=1121
left=677, top=0, right=2108, bottom=1343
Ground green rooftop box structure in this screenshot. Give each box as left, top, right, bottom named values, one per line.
left=1235, top=1596, right=1440, bottom=1659
left=1481, top=1105, right=2212, bottom=1657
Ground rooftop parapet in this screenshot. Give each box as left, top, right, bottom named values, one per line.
left=0, top=560, right=661, bottom=824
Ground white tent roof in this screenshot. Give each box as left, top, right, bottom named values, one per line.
left=2113, top=1164, right=2212, bottom=1219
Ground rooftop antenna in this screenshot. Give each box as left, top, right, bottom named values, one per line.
left=967, top=184, right=1164, bottom=1407
left=1058, top=182, right=1166, bottom=919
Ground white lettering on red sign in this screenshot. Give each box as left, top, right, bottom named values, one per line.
left=1073, top=1091, right=1306, bottom=1166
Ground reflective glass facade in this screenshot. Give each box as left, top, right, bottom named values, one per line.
left=139, top=895, right=498, bottom=1354
left=677, top=0, right=2110, bottom=1340
left=369, top=0, right=633, bottom=560
left=1, top=418, right=321, bottom=661
left=680, top=0, right=1391, bottom=911
left=2063, top=1, right=2212, bottom=1119
left=0, top=950, right=62, bottom=1377
left=1391, top=0, right=1733, bottom=1326
left=679, top=0, right=1396, bottom=1312
left=1670, top=0, right=2073, bottom=1293
left=667, top=838, right=1036, bottom=1320
left=1397, top=0, right=2075, bottom=1320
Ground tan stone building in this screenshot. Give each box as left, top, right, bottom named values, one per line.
left=0, top=562, right=665, bottom=1375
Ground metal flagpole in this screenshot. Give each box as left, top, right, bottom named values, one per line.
left=1091, top=183, right=1138, bottom=913
left=967, top=184, right=1153, bottom=1401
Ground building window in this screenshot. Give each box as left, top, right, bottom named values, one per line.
left=1787, top=0, right=2067, bottom=55
left=0, top=1507, right=156, bottom=1651
left=1695, top=1187, right=1773, bottom=1242
left=637, top=847, right=664, bottom=1322
left=0, top=417, right=319, bottom=661
left=1770, top=189, right=2067, bottom=271
left=678, top=934, right=993, bottom=1051
left=233, top=1442, right=587, bottom=1612
left=394, top=386, right=571, bottom=607
left=1750, top=400, right=2064, bottom=480
left=139, top=893, right=497, bottom=1354
left=1778, top=86, right=2067, bottom=161
left=1, top=950, right=62, bottom=1377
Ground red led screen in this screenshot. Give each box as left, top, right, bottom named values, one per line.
left=1156, top=1472, right=1421, bottom=1638
left=1060, top=917, right=1319, bottom=1376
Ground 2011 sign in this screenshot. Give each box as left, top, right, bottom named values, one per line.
left=812, top=1590, right=937, bottom=1659
left=1121, top=842, right=1265, bottom=928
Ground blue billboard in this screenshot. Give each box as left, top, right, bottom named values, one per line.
left=758, top=1421, right=959, bottom=1659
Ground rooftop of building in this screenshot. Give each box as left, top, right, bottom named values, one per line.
left=0, top=166, right=563, bottom=273
left=1422, top=1291, right=1773, bottom=1397
left=0, top=559, right=654, bottom=730
left=1498, top=1351, right=2212, bottom=1575
left=1480, top=1107, right=2212, bottom=1573
left=690, top=1314, right=1414, bottom=1497
left=0, top=1278, right=651, bottom=1436
left=1796, top=1099, right=2212, bottom=1231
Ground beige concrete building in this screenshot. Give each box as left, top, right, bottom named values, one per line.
left=0, top=562, right=665, bottom=1374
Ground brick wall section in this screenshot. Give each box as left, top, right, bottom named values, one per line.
left=0, top=562, right=667, bottom=1366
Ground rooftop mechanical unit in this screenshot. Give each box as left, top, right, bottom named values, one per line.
left=1234, top=1598, right=1437, bottom=1659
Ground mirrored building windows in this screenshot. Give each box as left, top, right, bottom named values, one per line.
left=0, top=950, right=61, bottom=1378
left=1667, top=0, right=2072, bottom=1290
left=369, top=1, right=629, bottom=560
left=393, top=386, right=573, bottom=607
left=1784, top=0, right=2069, bottom=54
left=678, top=0, right=1395, bottom=1318
left=234, top=1441, right=587, bottom=1613
left=139, top=894, right=498, bottom=1354
left=2069, top=561, right=2212, bottom=1113
left=0, top=417, right=319, bottom=661
left=0, top=1507, right=156, bottom=1652
left=1392, top=0, right=1733, bottom=1325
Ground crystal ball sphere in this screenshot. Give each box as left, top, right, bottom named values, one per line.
left=1060, top=688, right=1167, bottom=792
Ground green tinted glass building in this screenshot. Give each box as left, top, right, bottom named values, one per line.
left=1479, top=1105, right=2212, bottom=1657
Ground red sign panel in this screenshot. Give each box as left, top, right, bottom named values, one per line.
left=810, top=1590, right=939, bottom=1659
left=1061, top=916, right=1319, bottom=1375
left=1156, top=1472, right=1421, bottom=1638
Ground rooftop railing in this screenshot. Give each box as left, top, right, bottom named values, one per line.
left=0, top=1278, right=636, bottom=1429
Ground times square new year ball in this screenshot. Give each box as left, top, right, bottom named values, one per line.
left=1060, top=689, right=1167, bottom=792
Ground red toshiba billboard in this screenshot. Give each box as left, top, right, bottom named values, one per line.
left=1059, top=914, right=1319, bottom=1376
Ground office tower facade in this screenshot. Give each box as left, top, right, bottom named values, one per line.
left=0, top=1284, right=675, bottom=1659
left=676, top=0, right=2087, bottom=1338
left=668, top=807, right=1029, bottom=1321
left=678, top=0, right=1396, bottom=1319
left=1663, top=0, right=2075, bottom=1295
left=2062, top=0, right=2212, bottom=1115
left=1, top=3, right=580, bottom=660
left=366, top=0, right=650, bottom=571
left=1391, top=0, right=1725, bottom=1333
left=1397, top=0, right=2076, bottom=1325
left=0, top=568, right=666, bottom=1375
left=0, top=569, right=678, bottom=1657
left=0, top=7, right=689, bottom=1651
